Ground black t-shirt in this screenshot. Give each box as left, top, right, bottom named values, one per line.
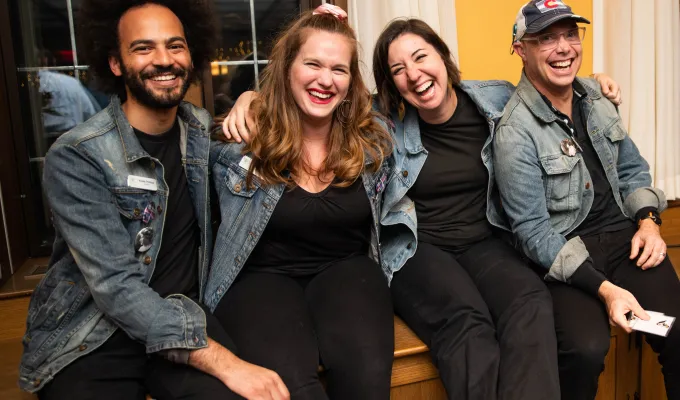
left=245, top=178, right=371, bottom=276
left=539, top=84, right=631, bottom=239
left=407, top=85, right=493, bottom=252
left=134, top=120, right=200, bottom=298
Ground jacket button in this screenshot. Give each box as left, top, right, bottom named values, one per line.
left=78, top=344, right=88, bottom=351
left=143, top=256, right=152, bottom=265
left=407, top=242, right=413, bottom=250
left=234, top=183, right=242, bottom=193
left=150, top=161, right=155, bottom=169
left=156, top=205, right=163, bottom=214
left=402, top=170, right=409, bottom=178
left=586, top=182, right=591, bottom=189
left=133, top=208, right=141, bottom=217
left=33, top=379, right=41, bottom=386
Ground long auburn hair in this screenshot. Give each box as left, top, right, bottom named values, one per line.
left=372, top=18, right=461, bottom=117
left=233, top=12, right=392, bottom=188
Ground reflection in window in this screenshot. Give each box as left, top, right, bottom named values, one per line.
left=210, top=0, right=301, bottom=116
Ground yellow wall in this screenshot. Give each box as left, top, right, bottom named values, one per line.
left=455, top=0, right=593, bottom=84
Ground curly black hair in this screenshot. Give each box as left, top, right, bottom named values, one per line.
left=77, top=0, right=217, bottom=96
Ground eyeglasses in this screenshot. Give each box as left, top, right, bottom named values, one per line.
left=521, top=27, right=586, bottom=49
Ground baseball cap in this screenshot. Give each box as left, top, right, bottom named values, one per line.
left=512, top=0, right=590, bottom=43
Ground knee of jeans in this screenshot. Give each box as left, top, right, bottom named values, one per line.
left=564, top=333, right=611, bottom=369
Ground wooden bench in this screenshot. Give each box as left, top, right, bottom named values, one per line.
left=0, top=294, right=667, bottom=399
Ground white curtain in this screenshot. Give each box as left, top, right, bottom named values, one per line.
left=595, top=0, right=680, bottom=199
left=347, top=0, right=458, bottom=91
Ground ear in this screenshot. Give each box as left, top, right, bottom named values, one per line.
left=513, top=42, right=527, bottom=61
left=109, top=55, right=123, bottom=77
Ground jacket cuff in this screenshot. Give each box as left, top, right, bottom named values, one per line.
left=624, top=187, right=667, bottom=217
left=145, top=295, right=209, bottom=354
left=546, top=236, right=590, bottom=283
left=568, top=258, right=607, bottom=297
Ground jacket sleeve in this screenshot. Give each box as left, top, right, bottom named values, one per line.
left=493, top=124, right=589, bottom=283
left=616, top=134, right=667, bottom=217
left=43, top=143, right=208, bottom=356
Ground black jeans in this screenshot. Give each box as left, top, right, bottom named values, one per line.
left=391, top=236, right=560, bottom=400
left=547, top=226, right=680, bottom=400
left=213, top=255, right=394, bottom=400
left=39, top=306, right=240, bottom=400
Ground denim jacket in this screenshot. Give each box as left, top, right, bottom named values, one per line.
left=19, top=96, right=214, bottom=392
left=204, top=135, right=393, bottom=311
left=380, top=80, right=516, bottom=282
left=493, top=73, right=667, bottom=283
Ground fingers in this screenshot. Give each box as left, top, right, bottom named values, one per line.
left=227, top=113, right=243, bottom=143
left=269, top=372, right=289, bottom=400
left=631, top=300, right=650, bottom=320
left=221, top=113, right=232, bottom=140
left=630, top=234, right=641, bottom=260
left=613, top=87, right=622, bottom=106
left=646, top=241, right=667, bottom=270
left=234, top=106, right=251, bottom=144
left=610, top=309, right=632, bottom=333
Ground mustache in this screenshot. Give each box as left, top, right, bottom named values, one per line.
left=139, top=66, right=188, bottom=80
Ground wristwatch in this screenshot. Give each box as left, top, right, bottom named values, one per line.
left=638, top=210, right=662, bottom=227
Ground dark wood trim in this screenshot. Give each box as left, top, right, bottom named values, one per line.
left=0, top=0, right=29, bottom=274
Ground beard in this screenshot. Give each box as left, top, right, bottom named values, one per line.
left=121, top=63, right=193, bottom=109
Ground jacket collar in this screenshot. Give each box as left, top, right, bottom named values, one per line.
left=110, top=96, right=207, bottom=163
left=516, top=71, right=602, bottom=123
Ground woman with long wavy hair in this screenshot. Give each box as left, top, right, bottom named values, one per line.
left=206, top=9, right=395, bottom=399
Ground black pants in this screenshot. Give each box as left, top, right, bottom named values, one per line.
left=391, top=236, right=560, bottom=400
left=39, top=306, right=240, bottom=400
left=213, top=255, right=394, bottom=400
left=547, top=226, right=680, bottom=400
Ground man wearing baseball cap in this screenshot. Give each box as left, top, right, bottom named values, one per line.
left=493, top=1, right=680, bottom=399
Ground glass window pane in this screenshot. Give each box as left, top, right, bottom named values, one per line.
left=254, top=0, right=300, bottom=58
left=212, top=0, right=255, bottom=64
left=212, top=64, right=257, bottom=116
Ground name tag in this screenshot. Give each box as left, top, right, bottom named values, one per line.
left=128, top=175, right=158, bottom=191
left=238, top=155, right=261, bottom=178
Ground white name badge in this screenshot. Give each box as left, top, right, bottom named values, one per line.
left=238, top=155, right=261, bottom=178
left=127, top=175, right=158, bottom=191
left=239, top=155, right=253, bottom=170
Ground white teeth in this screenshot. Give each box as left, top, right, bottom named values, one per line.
left=151, top=75, right=176, bottom=81
left=550, top=60, right=572, bottom=68
left=309, top=90, right=332, bottom=99
left=415, top=81, right=433, bottom=94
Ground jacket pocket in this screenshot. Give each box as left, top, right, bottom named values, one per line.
left=604, top=120, right=627, bottom=142
left=225, top=167, right=258, bottom=198
left=539, top=154, right=581, bottom=212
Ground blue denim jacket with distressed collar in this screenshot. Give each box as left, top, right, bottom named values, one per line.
left=204, top=123, right=393, bottom=311
left=379, top=80, right=516, bottom=282
left=19, top=96, right=214, bottom=392
left=493, top=72, right=666, bottom=283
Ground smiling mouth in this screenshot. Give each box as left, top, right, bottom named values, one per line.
left=308, top=89, right=334, bottom=99
left=149, top=74, right=177, bottom=81
left=415, top=81, right=433, bottom=94
left=549, top=59, right=573, bottom=70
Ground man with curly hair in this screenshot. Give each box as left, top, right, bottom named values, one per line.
left=18, top=1, right=289, bottom=399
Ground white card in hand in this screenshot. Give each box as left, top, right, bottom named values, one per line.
left=629, top=311, right=675, bottom=337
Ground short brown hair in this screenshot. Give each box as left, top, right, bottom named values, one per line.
left=372, top=18, right=461, bottom=116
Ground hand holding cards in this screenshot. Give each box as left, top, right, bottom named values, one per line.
left=628, top=311, right=675, bottom=337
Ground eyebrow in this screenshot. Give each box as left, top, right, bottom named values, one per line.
left=129, top=36, right=187, bottom=49
left=389, top=48, right=425, bottom=69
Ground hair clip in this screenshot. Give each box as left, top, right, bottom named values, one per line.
left=313, top=4, right=348, bottom=22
